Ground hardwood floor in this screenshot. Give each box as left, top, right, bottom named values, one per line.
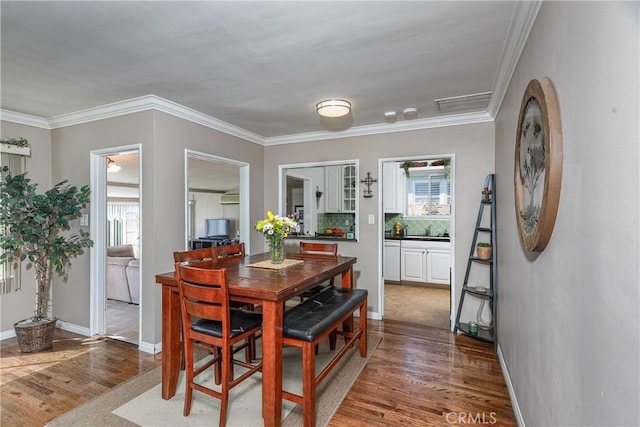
left=1, top=329, right=160, bottom=426
left=1, top=321, right=515, bottom=426
left=331, top=320, right=516, bottom=426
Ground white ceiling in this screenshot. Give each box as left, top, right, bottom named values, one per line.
left=0, top=1, right=532, bottom=141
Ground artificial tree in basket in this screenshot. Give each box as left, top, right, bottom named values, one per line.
left=0, top=165, right=93, bottom=352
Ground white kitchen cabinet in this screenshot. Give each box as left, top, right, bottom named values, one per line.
left=324, top=166, right=341, bottom=212
left=426, top=249, right=451, bottom=285
left=384, top=240, right=401, bottom=282
left=400, top=239, right=450, bottom=285
left=401, top=243, right=427, bottom=283
left=400, top=240, right=427, bottom=282
left=383, top=162, right=404, bottom=213
left=325, top=165, right=356, bottom=213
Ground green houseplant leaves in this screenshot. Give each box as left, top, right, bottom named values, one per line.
left=0, top=166, right=94, bottom=321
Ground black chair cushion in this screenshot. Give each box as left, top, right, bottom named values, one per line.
left=191, top=309, right=262, bottom=338
left=283, top=287, right=367, bottom=342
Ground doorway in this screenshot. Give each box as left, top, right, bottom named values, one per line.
left=90, top=145, right=141, bottom=347
left=105, top=151, right=140, bottom=343
left=379, top=156, right=455, bottom=330
left=185, top=151, right=250, bottom=252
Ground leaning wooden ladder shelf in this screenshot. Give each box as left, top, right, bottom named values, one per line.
left=454, top=174, right=497, bottom=346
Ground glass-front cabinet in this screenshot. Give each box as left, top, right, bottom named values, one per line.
left=342, top=165, right=356, bottom=212
left=325, top=164, right=356, bottom=213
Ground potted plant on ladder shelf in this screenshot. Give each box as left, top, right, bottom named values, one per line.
left=476, top=242, right=493, bottom=260
left=0, top=166, right=93, bottom=352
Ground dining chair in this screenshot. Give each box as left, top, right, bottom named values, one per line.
left=298, top=242, right=338, bottom=299
left=174, top=247, right=256, bottom=362
left=213, top=242, right=245, bottom=260
left=213, top=242, right=259, bottom=361
left=297, top=242, right=340, bottom=352
left=173, top=247, right=217, bottom=266
left=175, top=263, right=262, bottom=427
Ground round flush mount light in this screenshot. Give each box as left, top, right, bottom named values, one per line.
left=316, top=99, right=351, bottom=118
left=403, top=107, right=418, bottom=119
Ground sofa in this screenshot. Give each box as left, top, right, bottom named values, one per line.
left=107, top=245, right=140, bottom=304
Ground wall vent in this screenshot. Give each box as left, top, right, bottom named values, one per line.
left=435, top=92, right=492, bottom=114
left=220, top=193, right=240, bottom=204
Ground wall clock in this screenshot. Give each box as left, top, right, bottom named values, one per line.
left=514, top=77, right=563, bottom=252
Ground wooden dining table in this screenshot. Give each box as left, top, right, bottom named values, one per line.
left=155, top=251, right=357, bottom=427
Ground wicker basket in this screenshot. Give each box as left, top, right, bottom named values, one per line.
left=14, top=318, right=57, bottom=353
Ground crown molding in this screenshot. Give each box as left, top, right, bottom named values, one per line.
left=487, top=0, right=543, bottom=118
left=46, top=95, right=265, bottom=145
left=0, top=109, right=50, bottom=129
left=264, top=111, right=493, bottom=145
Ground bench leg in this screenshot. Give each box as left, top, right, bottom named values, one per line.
left=359, top=297, right=368, bottom=357
left=302, top=342, right=317, bottom=427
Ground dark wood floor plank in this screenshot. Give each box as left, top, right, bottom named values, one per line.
left=2, top=320, right=516, bottom=426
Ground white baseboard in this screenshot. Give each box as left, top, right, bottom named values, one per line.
left=0, top=328, right=16, bottom=341
left=368, top=311, right=382, bottom=320
left=57, top=320, right=91, bottom=337
left=497, top=343, right=525, bottom=426
left=139, top=340, right=161, bottom=355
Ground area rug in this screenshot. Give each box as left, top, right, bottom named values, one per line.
left=47, top=335, right=382, bottom=427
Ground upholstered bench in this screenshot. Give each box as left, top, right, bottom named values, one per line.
left=282, top=286, right=368, bottom=427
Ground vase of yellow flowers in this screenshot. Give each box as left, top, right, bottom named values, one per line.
left=255, top=211, right=300, bottom=264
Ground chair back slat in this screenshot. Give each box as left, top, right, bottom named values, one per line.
left=184, top=298, right=225, bottom=320
left=173, top=247, right=217, bottom=265
left=175, top=264, right=229, bottom=325
left=214, top=243, right=245, bottom=260
left=299, top=242, right=338, bottom=259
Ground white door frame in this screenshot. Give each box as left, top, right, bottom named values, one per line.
left=377, top=154, right=456, bottom=330
left=90, top=144, right=142, bottom=342
left=184, top=150, right=250, bottom=252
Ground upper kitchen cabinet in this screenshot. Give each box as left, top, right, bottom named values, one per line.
left=325, top=164, right=356, bottom=213
left=383, top=162, right=404, bottom=213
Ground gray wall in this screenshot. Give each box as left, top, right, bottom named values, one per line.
left=494, top=2, right=639, bottom=425
left=0, top=121, right=52, bottom=331
left=41, top=111, right=263, bottom=345
left=265, top=122, right=495, bottom=316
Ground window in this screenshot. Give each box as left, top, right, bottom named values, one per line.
left=107, top=203, right=140, bottom=257
left=404, top=166, right=450, bottom=217
left=1, top=147, right=28, bottom=293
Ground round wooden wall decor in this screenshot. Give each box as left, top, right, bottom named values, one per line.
left=514, top=77, right=563, bottom=252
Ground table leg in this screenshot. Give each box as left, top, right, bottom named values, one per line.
left=161, top=285, right=181, bottom=400
left=341, top=266, right=353, bottom=289
left=261, top=300, right=283, bottom=427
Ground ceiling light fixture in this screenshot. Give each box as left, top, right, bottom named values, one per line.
left=316, top=99, right=351, bottom=118
left=403, top=107, right=418, bottom=119
left=107, top=157, right=121, bottom=173
left=384, top=111, right=397, bottom=121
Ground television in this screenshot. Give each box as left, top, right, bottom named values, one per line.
left=204, top=219, right=230, bottom=238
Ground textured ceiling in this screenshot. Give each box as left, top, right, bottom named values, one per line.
left=1, top=1, right=519, bottom=138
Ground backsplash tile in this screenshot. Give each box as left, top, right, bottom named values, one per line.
left=384, top=214, right=449, bottom=237
left=318, top=213, right=356, bottom=233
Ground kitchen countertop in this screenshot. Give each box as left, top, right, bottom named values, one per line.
left=289, top=235, right=357, bottom=242
left=385, top=235, right=450, bottom=242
